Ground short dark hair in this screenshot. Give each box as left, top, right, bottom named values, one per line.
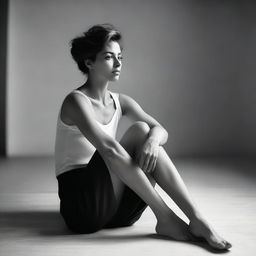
left=70, top=23, right=123, bottom=75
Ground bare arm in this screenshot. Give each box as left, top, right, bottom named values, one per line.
left=119, top=93, right=169, bottom=173
left=63, top=92, right=172, bottom=219
left=64, top=92, right=132, bottom=161
left=119, top=93, right=168, bottom=146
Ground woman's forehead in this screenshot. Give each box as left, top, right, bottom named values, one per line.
left=102, top=41, right=122, bottom=54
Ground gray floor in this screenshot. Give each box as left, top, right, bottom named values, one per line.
left=0, top=155, right=255, bottom=256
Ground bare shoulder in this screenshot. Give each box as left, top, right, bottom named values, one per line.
left=60, top=91, right=91, bottom=125
left=118, top=93, right=139, bottom=116
left=118, top=93, right=131, bottom=101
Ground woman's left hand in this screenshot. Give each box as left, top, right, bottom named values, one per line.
left=137, top=138, right=160, bottom=174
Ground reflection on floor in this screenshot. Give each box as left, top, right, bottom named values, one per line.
left=0, top=156, right=256, bottom=256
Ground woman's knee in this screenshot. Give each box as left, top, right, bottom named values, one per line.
left=131, top=121, right=150, bottom=136
left=124, top=121, right=150, bottom=142
left=120, top=121, right=150, bottom=154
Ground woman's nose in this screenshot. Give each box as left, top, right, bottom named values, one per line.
left=114, top=57, right=121, bottom=66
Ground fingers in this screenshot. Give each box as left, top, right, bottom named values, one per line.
left=143, top=154, right=151, bottom=172
left=139, top=151, right=158, bottom=174
left=139, top=154, right=145, bottom=170
left=147, top=157, right=157, bottom=174
left=139, top=153, right=152, bottom=173
left=146, top=158, right=154, bottom=173
left=152, top=158, right=157, bottom=173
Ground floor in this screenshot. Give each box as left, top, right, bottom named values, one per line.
left=0, top=155, right=255, bottom=256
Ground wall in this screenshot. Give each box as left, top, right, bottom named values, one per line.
left=7, top=0, right=256, bottom=157
left=0, top=0, right=8, bottom=156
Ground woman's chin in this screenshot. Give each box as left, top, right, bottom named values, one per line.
left=110, top=76, right=120, bottom=81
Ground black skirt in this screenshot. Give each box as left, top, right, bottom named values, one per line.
left=57, top=150, right=148, bottom=234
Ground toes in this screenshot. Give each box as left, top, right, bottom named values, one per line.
left=224, top=241, right=232, bottom=249
left=219, top=240, right=232, bottom=250
left=218, top=241, right=232, bottom=250
left=209, top=240, right=226, bottom=250
left=216, top=242, right=226, bottom=249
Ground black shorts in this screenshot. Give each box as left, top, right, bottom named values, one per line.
left=57, top=150, right=148, bottom=234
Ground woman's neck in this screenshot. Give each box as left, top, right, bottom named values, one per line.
left=80, top=77, right=110, bottom=105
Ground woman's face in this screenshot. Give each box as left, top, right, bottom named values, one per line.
left=88, top=40, right=123, bottom=81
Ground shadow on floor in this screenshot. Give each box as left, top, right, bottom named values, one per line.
left=0, top=210, right=230, bottom=253
left=0, top=210, right=71, bottom=236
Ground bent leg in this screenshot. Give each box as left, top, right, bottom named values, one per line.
left=102, top=121, right=170, bottom=223
left=119, top=121, right=198, bottom=221
left=118, top=122, right=198, bottom=222
left=102, top=122, right=194, bottom=241
left=146, top=130, right=232, bottom=249
left=104, top=122, right=157, bottom=228
left=152, top=146, right=200, bottom=220
left=118, top=121, right=231, bottom=249
left=119, top=121, right=157, bottom=187
left=106, top=122, right=156, bottom=206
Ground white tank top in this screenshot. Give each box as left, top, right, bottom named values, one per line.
left=54, top=90, right=122, bottom=177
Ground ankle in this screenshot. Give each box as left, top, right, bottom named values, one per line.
left=156, top=209, right=176, bottom=223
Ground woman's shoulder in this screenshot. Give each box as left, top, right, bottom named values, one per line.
left=118, top=92, right=137, bottom=106
left=116, top=93, right=138, bottom=116
left=59, top=90, right=91, bottom=125
left=111, top=91, right=127, bottom=105
left=63, top=89, right=91, bottom=106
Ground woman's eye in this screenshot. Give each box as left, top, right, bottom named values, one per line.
left=105, top=56, right=123, bottom=60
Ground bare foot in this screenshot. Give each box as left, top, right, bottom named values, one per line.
left=189, top=216, right=232, bottom=250
left=155, top=213, right=195, bottom=241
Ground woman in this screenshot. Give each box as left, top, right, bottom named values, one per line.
left=54, top=23, right=232, bottom=250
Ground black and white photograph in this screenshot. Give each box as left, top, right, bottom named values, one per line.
left=0, top=0, right=255, bottom=255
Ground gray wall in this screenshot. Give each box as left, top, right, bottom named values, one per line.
left=0, top=0, right=8, bottom=157
left=7, top=0, right=256, bottom=157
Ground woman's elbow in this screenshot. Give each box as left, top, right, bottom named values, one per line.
left=99, top=139, right=120, bottom=159
left=102, top=146, right=118, bottom=159
left=102, top=140, right=129, bottom=162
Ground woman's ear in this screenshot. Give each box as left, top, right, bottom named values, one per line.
left=84, top=59, right=93, bottom=71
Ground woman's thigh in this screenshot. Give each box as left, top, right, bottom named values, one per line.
left=102, top=121, right=157, bottom=229
left=120, top=121, right=151, bottom=158
left=109, top=121, right=156, bottom=199
left=57, top=152, right=118, bottom=234
left=57, top=122, right=156, bottom=233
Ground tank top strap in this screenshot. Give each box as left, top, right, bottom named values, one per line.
left=109, top=91, right=122, bottom=116
left=72, top=90, right=93, bottom=105
left=72, top=90, right=122, bottom=115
